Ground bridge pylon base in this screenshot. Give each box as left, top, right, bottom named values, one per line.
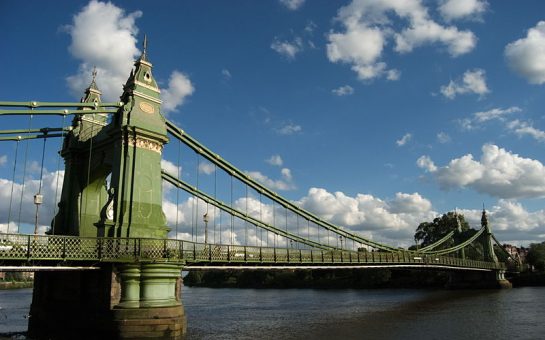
left=446, top=270, right=512, bottom=289
left=28, top=263, right=186, bottom=339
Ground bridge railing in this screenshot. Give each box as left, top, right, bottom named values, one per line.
left=0, top=233, right=504, bottom=270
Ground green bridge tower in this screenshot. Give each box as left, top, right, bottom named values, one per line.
left=29, top=40, right=186, bottom=339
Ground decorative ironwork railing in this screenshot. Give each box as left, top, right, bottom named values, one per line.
left=0, top=233, right=504, bottom=271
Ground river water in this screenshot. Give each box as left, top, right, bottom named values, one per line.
left=1, top=287, right=544, bottom=339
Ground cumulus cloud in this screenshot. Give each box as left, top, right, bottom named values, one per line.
left=246, top=167, right=295, bottom=191
left=277, top=123, right=302, bottom=135
left=0, top=170, right=64, bottom=230
left=266, top=155, right=284, bottom=167
left=416, top=155, right=437, bottom=172
left=161, top=71, right=195, bottom=114
left=332, top=85, right=355, bottom=96
left=0, top=155, right=7, bottom=167
left=437, top=131, right=451, bottom=144
left=297, top=188, right=436, bottom=243
left=271, top=37, right=304, bottom=60
left=161, top=159, right=181, bottom=177
left=438, top=0, right=488, bottom=22
left=458, top=106, right=521, bottom=130
left=505, top=21, right=545, bottom=84
left=279, top=0, right=305, bottom=11
left=457, top=201, right=545, bottom=245
left=506, top=120, right=545, bottom=142
left=65, top=0, right=142, bottom=101
left=419, top=144, right=545, bottom=199
left=440, top=69, right=490, bottom=99
left=327, top=0, right=476, bottom=81
left=396, top=133, right=412, bottom=146
left=198, top=161, right=216, bottom=175
left=66, top=1, right=194, bottom=113
left=221, top=69, right=232, bottom=79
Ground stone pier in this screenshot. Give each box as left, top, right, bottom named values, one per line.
left=28, top=263, right=186, bottom=339
left=446, top=270, right=512, bottom=289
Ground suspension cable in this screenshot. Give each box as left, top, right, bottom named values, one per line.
left=17, top=113, right=33, bottom=231
left=245, top=184, right=248, bottom=245
left=213, top=163, right=217, bottom=244
left=195, top=153, right=200, bottom=242
left=33, top=136, right=47, bottom=235
left=80, top=115, right=96, bottom=230
left=175, top=139, right=181, bottom=240
left=6, top=138, right=20, bottom=234
left=230, top=174, right=234, bottom=244
left=51, top=115, right=66, bottom=235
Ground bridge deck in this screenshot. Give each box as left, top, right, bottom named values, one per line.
left=0, top=233, right=503, bottom=271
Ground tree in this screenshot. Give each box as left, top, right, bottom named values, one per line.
left=526, top=242, right=545, bottom=271
left=414, top=212, right=470, bottom=248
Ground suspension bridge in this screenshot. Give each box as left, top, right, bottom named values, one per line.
left=0, top=41, right=517, bottom=339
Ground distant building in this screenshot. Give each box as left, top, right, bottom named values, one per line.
left=503, top=244, right=528, bottom=263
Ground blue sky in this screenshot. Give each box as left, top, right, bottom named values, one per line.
left=2, top=0, right=545, bottom=247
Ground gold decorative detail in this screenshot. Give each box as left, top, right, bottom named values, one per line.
left=127, top=136, right=163, bottom=154
left=139, top=101, right=155, bottom=114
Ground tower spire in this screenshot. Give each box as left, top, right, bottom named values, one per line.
left=140, top=34, right=149, bottom=62
left=481, top=204, right=488, bottom=228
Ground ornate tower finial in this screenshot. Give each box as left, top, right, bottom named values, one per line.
left=92, top=66, right=97, bottom=83
left=481, top=204, right=488, bottom=227
left=140, top=34, right=149, bottom=62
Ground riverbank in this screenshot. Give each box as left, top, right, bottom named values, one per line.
left=184, top=268, right=450, bottom=289
left=0, top=281, right=33, bottom=290
left=511, top=272, right=545, bottom=287
left=186, top=269, right=545, bottom=289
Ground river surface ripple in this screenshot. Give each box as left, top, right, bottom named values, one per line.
left=1, top=287, right=544, bottom=339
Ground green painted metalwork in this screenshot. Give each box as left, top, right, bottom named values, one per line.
left=0, top=101, right=122, bottom=108
left=166, top=120, right=402, bottom=252
left=0, top=233, right=505, bottom=271
left=0, top=41, right=510, bottom=277
left=0, top=133, right=65, bottom=141
left=0, top=109, right=118, bottom=116
left=161, top=171, right=332, bottom=251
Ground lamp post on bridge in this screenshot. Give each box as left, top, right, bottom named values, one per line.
left=203, top=212, right=209, bottom=244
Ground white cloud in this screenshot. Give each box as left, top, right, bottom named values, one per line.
left=246, top=167, right=295, bottom=191
left=458, top=106, right=521, bottom=130
left=221, top=69, right=232, bottom=79
left=396, top=133, right=412, bottom=146
left=506, top=120, right=545, bottom=142
left=438, top=0, right=488, bottom=22
left=266, top=155, right=284, bottom=167
left=65, top=0, right=142, bottom=101
left=277, top=123, right=302, bottom=135
left=279, top=0, right=305, bottom=11
left=0, top=155, right=7, bottom=167
left=297, top=188, right=436, bottom=244
left=327, top=0, right=477, bottom=81
left=66, top=1, right=194, bottom=113
left=161, top=159, right=181, bottom=177
left=420, top=144, right=545, bottom=199
left=474, top=106, right=521, bottom=123
left=304, top=21, right=317, bottom=34
left=0, top=170, right=64, bottom=229
left=437, top=131, right=451, bottom=143
left=198, top=161, right=216, bottom=175
left=161, top=70, right=194, bottom=114
left=457, top=202, right=545, bottom=246
left=505, top=21, right=545, bottom=84
left=271, top=37, right=304, bottom=60
left=386, top=69, right=401, bottom=81
left=416, top=155, right=437, bottom=172
left=332, top=85, right=355, bottom=96
left=440, top=69, right=490, bottom=99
